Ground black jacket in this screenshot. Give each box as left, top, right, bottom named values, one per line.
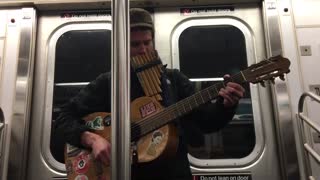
left=54, top=68, right=236, bottom=180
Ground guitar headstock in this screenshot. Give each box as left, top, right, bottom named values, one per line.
left=242, top=55, right=290, bottom=86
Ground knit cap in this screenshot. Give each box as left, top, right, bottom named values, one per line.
left=130, top=8, right=153, bottom=30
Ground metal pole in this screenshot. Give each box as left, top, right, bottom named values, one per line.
left=263, top=0, right=298, bottom=179
left=111, top=0, right=131, bottom=179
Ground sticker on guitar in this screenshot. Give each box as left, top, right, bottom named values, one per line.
left=85, top=116, right=104, bottom=130
left=73, top=152, right=91, bottom=174
left=139, top=101, right=157, bottom=118
left=147, top=130, right=164, bottom=156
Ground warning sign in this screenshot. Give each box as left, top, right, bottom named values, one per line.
left=180, top=6, right=235, bottom=16
left=193, top=174, right=252, bottom=180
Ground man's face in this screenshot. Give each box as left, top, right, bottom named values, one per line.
left=130, top=30, right=154, bottom=56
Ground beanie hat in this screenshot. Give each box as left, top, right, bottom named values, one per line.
left=130, top=8, right=153, bottom=30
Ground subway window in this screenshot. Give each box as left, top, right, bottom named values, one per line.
left=178, top=25, right=255, bottom=159
left=50, top=29, right=111, bottom=163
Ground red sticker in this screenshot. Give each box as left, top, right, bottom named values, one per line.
left=73, top=152, right=91, bottom=174
left=140, top=102, right=156, bottom=118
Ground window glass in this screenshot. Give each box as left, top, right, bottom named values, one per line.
left=55, top=30, right=111, bottom=83
left=179, top=25, right=255, bottom=159
left=50, top=30, right=111, bottom=163
left=179, top=25, right=247, bottom=78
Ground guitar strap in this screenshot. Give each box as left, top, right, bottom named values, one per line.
left=131, top=50, right=164, bottom=102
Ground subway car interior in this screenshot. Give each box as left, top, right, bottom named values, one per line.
left=0, top=0, right=320, bottom=180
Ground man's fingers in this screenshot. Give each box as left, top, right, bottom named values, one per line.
left=91, top=138, right=111, bottom=166
left=98, top=153, right=109, bottom=165
left=105, top=145, right=111, bottom=165
left=219, top=87, right=242, bottom=107
left=219, top=75, right=245, bottom=107
left=223, top=74, right=231, bottom=79
left=95, top=148, right=111, bottom=166
left=227, top=84, right=245, bottom=97
left=226, top=82, right=245, bottom=92
left=219, top=89, right=234, bottom=102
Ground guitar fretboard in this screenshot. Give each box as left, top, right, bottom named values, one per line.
left=130, top=71, right=247, bottom=141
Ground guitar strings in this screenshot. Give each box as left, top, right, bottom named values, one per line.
left=131, top=58, right=286, bottom=138
left=130, top=73, right=245, bottom=140
left=130, top=73, right=245, bottom=139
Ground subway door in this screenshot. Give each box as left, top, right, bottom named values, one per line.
left=154, top=4, right=295, bottom=180
left=0, top=8, right=36, bottom=180
left=27, top=11, right=112, bottom=179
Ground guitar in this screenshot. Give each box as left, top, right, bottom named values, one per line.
left=64, top=55, right=290, bottom=180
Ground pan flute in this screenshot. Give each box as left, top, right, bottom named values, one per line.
left=131, top=50, right=164, bottom=101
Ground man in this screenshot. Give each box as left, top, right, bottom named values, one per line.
left=55, top=8, right=245, bottom=180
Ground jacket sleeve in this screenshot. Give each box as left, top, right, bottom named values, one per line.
left=53, top=72, right=111, bottom=147
left=172, top=69, right=237, bottom=133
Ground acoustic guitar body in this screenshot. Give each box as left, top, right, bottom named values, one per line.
left=131, top=96, right=179, bottom=163
left=64, top=112, right=112, bottom=180
left=65, top=96, right=178, bottom=180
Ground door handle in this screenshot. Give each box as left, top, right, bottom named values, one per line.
left=0, top=108, right=4, bottom=132
left=0, top=123, right=3, bottom=131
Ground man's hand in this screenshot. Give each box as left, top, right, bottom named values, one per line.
left=219, top=74, right=245, bottom=108
left=81, top=131, right=111, bottom=165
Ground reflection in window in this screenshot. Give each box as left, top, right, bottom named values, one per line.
left=50, top=30, right=111, bottom=163
left=178, top=25, right=255, bottom=159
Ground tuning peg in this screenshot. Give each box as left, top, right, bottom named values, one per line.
left=260, top=81, right=265, bottom=87
left=280, top=74, right=285, bottom=81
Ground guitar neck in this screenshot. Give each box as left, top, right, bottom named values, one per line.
left=131, top=71, right=246, bottom=140
left=131, top=55, right=292, bottom=140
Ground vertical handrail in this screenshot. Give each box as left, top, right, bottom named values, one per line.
left=263, top=0, right=300, bottom=179
left=296, top=92, right=320, bottom=180
left=111, top=0, right=131, bottom=180
left=8, top=8, right=36, bottom=180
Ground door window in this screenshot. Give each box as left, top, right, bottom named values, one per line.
left=173, top=20, right=257, bottom=161
left=50, top=29, right=111, bottom=163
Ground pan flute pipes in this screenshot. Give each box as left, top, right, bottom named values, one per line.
left=131, top=51, right=163, bottom=101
